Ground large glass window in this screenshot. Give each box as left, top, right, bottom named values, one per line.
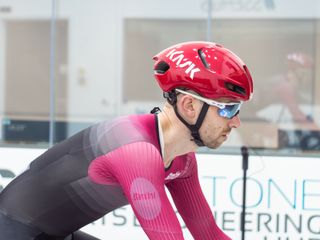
left=123, top=18, right=319, bottom=155
left=0, top=0, right=319, bottom=156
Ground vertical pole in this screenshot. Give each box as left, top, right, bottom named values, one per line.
left=49, top=0, right=57, bottom=147
left=241, top=146, right=249, bottom=240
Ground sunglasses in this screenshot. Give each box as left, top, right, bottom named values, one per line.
left=175, top=89, right=242, bottom=119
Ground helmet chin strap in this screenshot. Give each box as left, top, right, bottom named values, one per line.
left=163, top=90, right=210, bottom=147
left=173, top=103, right=209, bottom=147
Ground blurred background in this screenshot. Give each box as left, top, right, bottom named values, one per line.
left=0, top=0, right=319, bottom=239
left=0, top=0, right=319, bottom=155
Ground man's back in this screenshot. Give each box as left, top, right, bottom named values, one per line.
left=0, top=114, right=161, bottom=236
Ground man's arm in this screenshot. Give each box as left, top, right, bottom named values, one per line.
left=166, top=154, right=231, bottom=240
left=89, top=142, right=184, bottom=239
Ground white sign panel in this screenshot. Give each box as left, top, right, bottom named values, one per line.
left=0, top=148, right=319, bottom=239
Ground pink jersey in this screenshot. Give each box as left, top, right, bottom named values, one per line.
left=88, top=114, right=231, bottom=240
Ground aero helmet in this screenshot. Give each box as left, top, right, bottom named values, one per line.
left=153, top=41, right=253, bottom=101
left=152, top=41, right=254, bottom=147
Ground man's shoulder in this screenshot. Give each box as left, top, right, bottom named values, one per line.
left=91, top=114, right=160, bottom=156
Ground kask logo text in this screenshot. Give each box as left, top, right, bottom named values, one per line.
left=166, top=49, right=200, bottom=79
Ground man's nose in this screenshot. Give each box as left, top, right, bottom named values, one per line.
left=229, top=115, right=241, bottom=128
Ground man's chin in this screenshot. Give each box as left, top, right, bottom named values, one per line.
left=204, top=141, right=223, bottom=149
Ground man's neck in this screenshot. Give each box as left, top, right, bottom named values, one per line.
left=158, top=107, right=197, bottom=167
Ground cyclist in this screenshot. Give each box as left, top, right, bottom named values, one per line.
left=0, top=41, right=253, bottom=240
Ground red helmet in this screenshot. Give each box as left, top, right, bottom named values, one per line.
left=153, top=41, right=253, bottom=101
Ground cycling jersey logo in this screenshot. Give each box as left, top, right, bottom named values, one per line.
left=165, top=171, right=182, bottom=181
left=166, top=49, right=200, bottom=79
left=130, top=177, right=161, bottom=220
left=133, top=192, right=156, bottom=201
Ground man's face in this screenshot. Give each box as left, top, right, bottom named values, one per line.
left=199, top=102, right=241, bottom=149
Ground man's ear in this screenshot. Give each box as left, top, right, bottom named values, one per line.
left=178, top=94, right=198, bottom=119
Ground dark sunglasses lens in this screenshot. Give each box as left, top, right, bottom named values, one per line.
left=218, top=104, right=241, bottom=119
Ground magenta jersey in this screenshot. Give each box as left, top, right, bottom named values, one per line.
left=88, top=114, right=231, bottom=239
left=0, top=113, right=231, bottom=240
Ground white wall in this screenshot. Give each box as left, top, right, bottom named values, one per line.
left=122, top=0, right=320, bottom=19
left=0, top=20, right=5, bottom=134
left=58, top=0, right=122, bottom=119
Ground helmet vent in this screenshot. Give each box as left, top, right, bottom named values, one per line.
left=154, top=61, right=170, bottom=74
left=225, top=82, right=246, bottom=96
left=198, top=49, right=210, bottom=69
